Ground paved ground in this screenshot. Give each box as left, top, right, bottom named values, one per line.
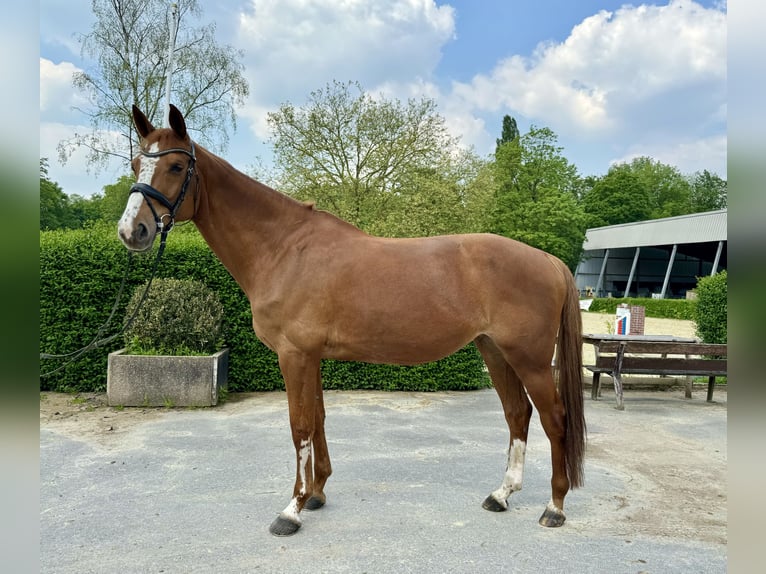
left=40, top=386, right=726, bottom=574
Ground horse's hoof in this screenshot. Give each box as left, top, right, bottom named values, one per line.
left=482, top=495, right=507, bottom=512
left=269, top=515, right=301, bottom=537
left=538, top=505, right=566, bottom=527
left=303, top=495, right=325, bottom=511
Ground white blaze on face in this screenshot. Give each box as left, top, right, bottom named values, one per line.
left=117, top=143, right=160, bottom=239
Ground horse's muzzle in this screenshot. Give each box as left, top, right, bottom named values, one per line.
left=118, top=222, right=154, bottom=252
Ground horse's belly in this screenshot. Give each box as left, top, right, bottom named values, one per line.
left=325, top=308, right=479, bottom=365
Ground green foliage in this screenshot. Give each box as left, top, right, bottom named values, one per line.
left=582, top=157, right=724, bottom=229
left=40, top=179, right=69, bottom=230
left=40, top=159, right=69, bottom=229
left=40, top=225, right=490, bottom=393
left=40, top=157, right=121, bottom=229
left=40, top=158, right=101, bottom=230
left=694, top=271, right=727, bottom=344
left=689, top=170, right=727, bottom=212
left=587, top=297, right=695, bottom=320
left=123, top=278, right=224, bottom=355
left=369, top=152, right=488, bottom=237
left=582, top=165, right=652, bottom=228
left=322, top=346, right=491, bottom=392
left=489, top=126, right=587, bottom=270
left=628, top=157, right=692, bottom=219
left=496, top=114, right=520, bottom=152
left=100, top=175, right=135, bottom=222
left=267, top=80, right=484, bottom=237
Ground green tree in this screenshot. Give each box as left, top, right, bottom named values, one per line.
left=689, top=170, right=727, bottom=212
left=627, top=157, right=691, bottom=218
left=582, top=165, right=652, bottom=228
left=40, top=159, right=69, bottom=230
left=41, top=158, right=120, bottom=228
left=490, top=126, right=586, bottom=270
left=496, top=114, right=520, bottom=151
left=584, top=157, right=696, bottom=227
left=68, top=194, right=103, bottom=227
left=100, top=175, right=136, bottom=222
left=58, top=0, right=248, bottom=173
left=267, top=80, right=478, bottom=236
left=373, top=149, right=488, bottom=237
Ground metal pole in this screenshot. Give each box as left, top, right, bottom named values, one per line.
left=660, top=244, right=677, bottom=299
left=163, top=3, right=179, bottom=127
left=711, top=240, right=723, bottom=276
left=623, top=247, right=640, bottom=298
left=595, top=249, right=609, bottom=297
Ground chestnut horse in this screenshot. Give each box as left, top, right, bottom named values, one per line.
left=118, top=105, right=586, bottom=536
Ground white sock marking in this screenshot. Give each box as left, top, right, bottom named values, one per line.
left=491, top=438, right=527, bottom=506
left=279, top=438, right=312, bottom=523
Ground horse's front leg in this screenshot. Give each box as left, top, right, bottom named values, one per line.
left=269, top=350, right=322, bottom=537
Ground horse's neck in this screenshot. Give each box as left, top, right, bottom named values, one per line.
left=191, top=149, right=311, bottom=292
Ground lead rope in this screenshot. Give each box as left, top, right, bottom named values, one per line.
left=39, top=231, right=169, bottom=378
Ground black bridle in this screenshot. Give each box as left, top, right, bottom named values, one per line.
left=129, top=141, right=198, bottom=238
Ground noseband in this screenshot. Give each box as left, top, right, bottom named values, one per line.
left=129, top=141, right=197, bottom=236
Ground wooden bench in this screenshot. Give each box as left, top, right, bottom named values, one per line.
left=583, top=334, right=727, bottom=410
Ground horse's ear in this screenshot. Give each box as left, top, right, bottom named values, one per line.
left=168, top=104, right=188, bottom=140
left=132, top=105, right=155, bottom=139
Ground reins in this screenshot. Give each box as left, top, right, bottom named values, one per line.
left=40, top=142, right=198, bottom=378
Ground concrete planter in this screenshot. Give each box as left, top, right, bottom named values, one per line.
left=107, top=348, right=229, bottom=407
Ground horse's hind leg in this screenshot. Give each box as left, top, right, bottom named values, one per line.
left=475, top=336, right=533, bottom=513
left=514, top=363, right=570, bottom=527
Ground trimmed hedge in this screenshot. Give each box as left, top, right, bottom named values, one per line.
left=40, top=224, right=490, bottom=393
left=586, top=297, right=695, bottom=320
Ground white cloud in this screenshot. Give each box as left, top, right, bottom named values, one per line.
left=612, top=134, right=727, bottom=176
left=40, top=57, right=131, bottom=195
left=40, top=120, right=128, bottom=196
left=453, top=0, right=725, bottom=138
left=39, top=58, right=89, bottom=119
left=40, top=121, right=95, bottom=196
left=235, top=0, right=455, bottom=138
left=369, top=77, right=490, bottom=152
left=228, top=0, right=727, bottom=176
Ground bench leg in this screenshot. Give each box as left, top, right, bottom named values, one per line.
left=684, top=376, right=693, bottom=399
left=612, top=344, right=626, bottom=410
left=612, top=373, right=625, bottom=411
left=707, top=376, right=716, bottom=402
left=591, top=372, right=601, bottom=400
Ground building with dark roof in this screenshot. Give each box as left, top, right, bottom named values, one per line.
left=574, top=209, right=726, bottom=299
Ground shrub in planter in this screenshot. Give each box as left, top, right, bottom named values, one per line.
left=107, top=278, right=229, bottom=407
left=123, top=277, right=225, bottom=355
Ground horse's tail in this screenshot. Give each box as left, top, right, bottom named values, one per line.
left=554, top=262, right=586, bottom=489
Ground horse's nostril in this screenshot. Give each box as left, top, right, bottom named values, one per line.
left=136, top=223, right=148, bottom=241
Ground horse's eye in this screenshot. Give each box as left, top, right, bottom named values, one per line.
left=170, top=163, right=184, bottom=173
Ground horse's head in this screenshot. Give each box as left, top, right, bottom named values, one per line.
left=118, top=104, right=197, bottom=251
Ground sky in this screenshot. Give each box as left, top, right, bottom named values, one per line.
left=39, top=0, right=727, bottom=198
